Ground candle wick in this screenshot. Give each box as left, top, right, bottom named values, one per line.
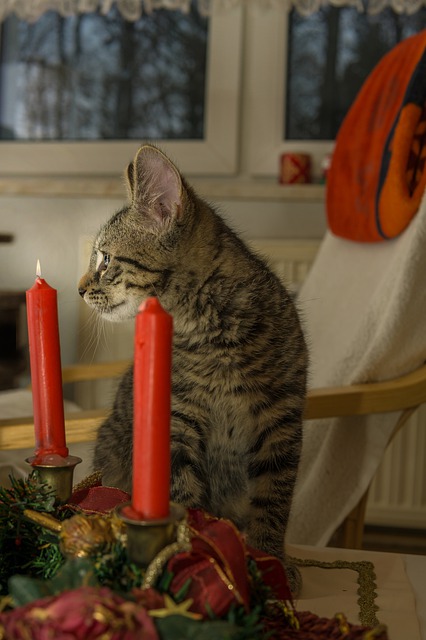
left=36, top=259, right=42, bottom=278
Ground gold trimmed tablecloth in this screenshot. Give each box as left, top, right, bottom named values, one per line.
left=288, top=544, right=422, bottom=640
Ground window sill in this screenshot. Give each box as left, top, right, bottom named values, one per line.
left=0, top=176, right=325, bottom=202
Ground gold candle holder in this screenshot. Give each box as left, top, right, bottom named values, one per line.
left=116, top=502, right=186, bottom=567
left=26, top=455, right=82, bottom=505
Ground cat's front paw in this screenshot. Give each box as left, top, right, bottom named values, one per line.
left=284, top=558, right=302, bottom=598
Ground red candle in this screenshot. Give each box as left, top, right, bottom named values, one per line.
left=26, top=261, right=68, bottom=462
left=131, top=297, right=173, bottom=520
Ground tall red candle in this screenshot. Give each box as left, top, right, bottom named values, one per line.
left=26, top=261, right=68, bottom=462
left=132, top=297, right=173, bottom=520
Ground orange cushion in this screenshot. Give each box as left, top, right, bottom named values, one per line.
left=327, top=30, right=426, bottom=242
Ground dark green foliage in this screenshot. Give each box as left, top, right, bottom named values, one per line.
left=92, top=541, right=144, bottom=593
left=0, top=473, right=60, bottom=593
left=0, top=473, right=145, bottom=599
left=8, top=558, right=98, bottom=607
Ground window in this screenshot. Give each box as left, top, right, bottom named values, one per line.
left=0, top=3, right=243, bottom=175
left=286, top=6, right=426, bottom=140
left=1, top=8, right=208, bottom=140
left=0, top=3, right=424, bottom=180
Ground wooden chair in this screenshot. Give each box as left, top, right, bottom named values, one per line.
left=1, top=358, right=425, bottom=549
left=304, top=362, right=426, bottom=548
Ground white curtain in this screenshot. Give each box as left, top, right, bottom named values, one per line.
left=1, top=0, right=425, bottom=21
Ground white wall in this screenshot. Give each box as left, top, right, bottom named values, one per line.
left=0, top=192, right=326, bottom=367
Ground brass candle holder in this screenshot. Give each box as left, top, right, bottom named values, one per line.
left=26, top=455, right=82, bottom=505
left=116, top=502, right=186, bottom=567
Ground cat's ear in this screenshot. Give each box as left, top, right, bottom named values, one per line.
left=126, top=145, right=183, bottom=226
left=125, top=161, right=135, bottom=198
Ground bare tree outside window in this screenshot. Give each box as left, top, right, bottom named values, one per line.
left=286, top=7, right=426, bottom=140
left=0, top=4, right=208, bottom=141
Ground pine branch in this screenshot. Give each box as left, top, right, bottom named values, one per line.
left=0, top=473, right=61, bottom=593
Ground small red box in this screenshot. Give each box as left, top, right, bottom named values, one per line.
left=279, top=153, right=312, bottom=184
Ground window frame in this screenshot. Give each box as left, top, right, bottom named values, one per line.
left=245, top=3, right=334, bottom=181
left=0, top=6, right=243, bottom=176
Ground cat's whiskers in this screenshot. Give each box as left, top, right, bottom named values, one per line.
left=78, top=310, right=96, bottom=361
left=151, top=282, right=160, bottom=299
left=94, top=314, right=109, bottom=357
left=79, top=309, right=105, bottom=362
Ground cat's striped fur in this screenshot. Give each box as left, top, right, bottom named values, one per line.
left=78, top=145, right=308, bottom=587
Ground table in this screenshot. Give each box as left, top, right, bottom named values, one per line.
left=289, top=544, right=425, bottom=640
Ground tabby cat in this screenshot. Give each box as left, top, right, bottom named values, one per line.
left=78, top=144, right=308, bottom=587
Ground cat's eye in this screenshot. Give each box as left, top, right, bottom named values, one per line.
left=97, top=253, right=110, bottom=273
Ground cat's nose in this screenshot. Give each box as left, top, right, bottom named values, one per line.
left=78, top=274, right=89, bottom=297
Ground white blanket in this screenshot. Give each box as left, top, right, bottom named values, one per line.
left=286, top=188, right=426, bottom=546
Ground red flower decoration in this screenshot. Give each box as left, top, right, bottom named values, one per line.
left=68, top=485, right=131, bottom=514
left=167, top=510, right=291, bottom=619
left=0, top=586, right=159, bottom=640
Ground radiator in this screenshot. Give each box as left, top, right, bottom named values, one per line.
left=366, top=407, right=426, bottom=528
left=78, top=236, right=425, bottom=529
left=248, top=239, right=320, bottom=295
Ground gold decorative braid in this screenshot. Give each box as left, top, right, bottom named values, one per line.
left=143, top=519, right=192, bottom=588
left=289, top=556, right=379, bottom=627
left=72, top=471, right=103, bottom=492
